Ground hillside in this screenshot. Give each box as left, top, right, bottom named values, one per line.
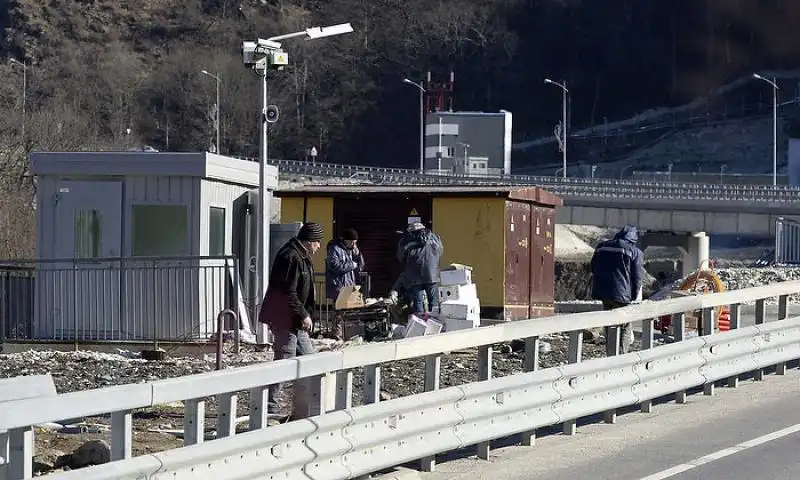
left=1, top=0, right=800, bottom=258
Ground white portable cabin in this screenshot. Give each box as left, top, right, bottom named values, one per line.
left=29, top=151, right=278, bottom=341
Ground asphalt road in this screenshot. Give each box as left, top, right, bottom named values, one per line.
left=418, top=344, right=800, bottom=480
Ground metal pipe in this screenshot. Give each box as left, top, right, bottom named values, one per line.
left=216, top=309, right=238, bottom=371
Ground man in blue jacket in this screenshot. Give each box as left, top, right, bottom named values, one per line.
left=325, top=228, right=365, bottom=301
left=397, top=222, right=444, bottom=314
left=590, top=224, right=644, bottom=355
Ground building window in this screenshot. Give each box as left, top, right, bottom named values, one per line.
left=446, top=147, right=455, bottom=157
left=75, top=210, right=102, bottom=258
left=480, top=162, right=486, bottom=169
left=209, top=207, right=226, bottom=256
left=131, top=205, right=189, bottom=257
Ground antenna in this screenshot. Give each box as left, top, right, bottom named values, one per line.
left=424, top=70, right=455, bottom=113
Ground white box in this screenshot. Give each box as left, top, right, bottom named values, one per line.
left=404, top=315, right=428, bottom=338
left=440, top=298, right=480, bottom=320
left=439, top=267, right=473, bottom=286
left=424, top=318, right=443, bottom=335
left=439, top=283, right=477, bottom=302
left=442, top=316, right=479, bottom=332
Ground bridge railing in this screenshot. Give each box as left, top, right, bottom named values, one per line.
left=262, top=157, right=800, bottom=199
left=3, top=280, right=800, bottom=479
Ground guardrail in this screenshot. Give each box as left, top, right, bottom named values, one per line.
left=2, top=280, right=798, bottom=478
left=267, top=158, right=800, bottom=203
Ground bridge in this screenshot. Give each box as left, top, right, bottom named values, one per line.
left=270, top=157, right=800, bottom=275
left=2, top=281, right=800, bottom=479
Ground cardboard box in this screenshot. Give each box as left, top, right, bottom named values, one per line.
left=439, top=265, right=473, bottom=286
left=438, top=283, right=478, bottom=302
left=335, top=285, right=365, bottom=310
left=440, top=298, right=480, bottom=320
left=442, top=316, right=479, bottom=332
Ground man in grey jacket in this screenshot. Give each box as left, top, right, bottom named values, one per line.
left=397, top=222, right=444, bottom=314
left=325, top=228, right=365, bottom=301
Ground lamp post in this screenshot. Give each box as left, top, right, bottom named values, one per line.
left=243, top=23, right=353, bottom=344
left=544, top=78, right=568, bottom=180
left=402, top=79, right=425, bottom=173
left=200, top=70, right=221, bottom=154
left=752, top=73, right=779, bottom=186
left=10, top=59, right=26, bottom=143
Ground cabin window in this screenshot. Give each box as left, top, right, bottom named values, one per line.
left=209, top=207, right=226, bottom=256
left=131, top=205, right=189, bottom=256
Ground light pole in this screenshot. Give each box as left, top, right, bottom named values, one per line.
left=752, top=73, right=779, bottom=186
left=545, top=78, right=568, bottom=179
left=243, top=23, right=353, bottom=344
left=10, top=59, right=26, bottom=143
left=402, top=79, right=425, bottom=173
left=200, top=70, right=221, bottom=154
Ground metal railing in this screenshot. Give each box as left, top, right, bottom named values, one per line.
left=775, top=217, right=800, bottom=265
left=0, top=256, right=239, bottom=344
left=633, top=171, right=792, bottom=186
left=270, top=157, right=800, bottom=202
left=3, top=279, right=800, bottom=479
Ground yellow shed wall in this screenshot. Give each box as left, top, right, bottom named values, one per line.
left=277, top=197, right=333, bottom=273
left=432, top=197, right=506, bottom=308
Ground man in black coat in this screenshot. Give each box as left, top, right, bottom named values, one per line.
left=590, top=224, right=644, bottom=355
left=259, top=221, right=324, bottom=419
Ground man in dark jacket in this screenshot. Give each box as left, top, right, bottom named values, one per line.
left=590, top=224, right=644, bottom=355
left=325, top=228, right=365, bottom=301
left=397, top=222, right=444, bottom=314
left=259, top=221, right=324, bottom=418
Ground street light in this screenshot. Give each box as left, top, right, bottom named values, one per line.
left=544, top=78, right=569, bottom=180
left=752, top=73, right=779, bottom=186
left=243, top=23, right=353, bottom=345
left=402, top=78, right=425, bottom=173
left=200, top=70, right=221, bottom=154
left=10, top=59, right=26, bottom=143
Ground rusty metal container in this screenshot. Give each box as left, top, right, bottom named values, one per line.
left=276, top=185, right=561, bottom=320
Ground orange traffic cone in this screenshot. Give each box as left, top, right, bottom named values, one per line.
left=718, top=307, right=731, bottom=332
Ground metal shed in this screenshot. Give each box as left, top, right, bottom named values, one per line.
left=27, top=151, right=278, bottom=341
left=276, top=185, right=562, bottom=321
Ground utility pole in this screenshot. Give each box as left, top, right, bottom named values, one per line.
left=545, top=78, right=569, bottom=179
left=201, top=70, right=221, bottom=154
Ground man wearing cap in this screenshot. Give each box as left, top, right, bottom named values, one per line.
left=397, top=222, right=444, bottom=314
left=325, top=228, right=366, bottom=302
left=259, top=221, right=324, bottom=419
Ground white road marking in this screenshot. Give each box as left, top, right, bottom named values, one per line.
left=638, top=422, right=800, bottom=480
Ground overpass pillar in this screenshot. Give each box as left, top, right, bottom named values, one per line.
left=682, top=232, right=710, bottom=278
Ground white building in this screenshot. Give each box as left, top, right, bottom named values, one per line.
left=424, top=110, right=512, bottom=176
left=28, top=151, right=277, bottom=341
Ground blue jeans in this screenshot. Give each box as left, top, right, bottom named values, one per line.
left=268, top=329, right=316, bottom=415
left=409, top=283, right=439, bottom=314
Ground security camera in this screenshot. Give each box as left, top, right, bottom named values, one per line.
left=257, top=39, right=282, bottom=51
left=242, top=41, right=259, bottom=67
left=265, top=105, right=280, bottom=124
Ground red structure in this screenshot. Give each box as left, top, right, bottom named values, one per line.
left=424, top=71, right=454, bottom=113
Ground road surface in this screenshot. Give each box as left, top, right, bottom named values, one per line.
left=418, top=357, right=800, bottom=480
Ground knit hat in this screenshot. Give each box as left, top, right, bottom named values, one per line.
left=341, top=228, right=359, bottom=241
left=297, top=222, right=324, bottom=242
